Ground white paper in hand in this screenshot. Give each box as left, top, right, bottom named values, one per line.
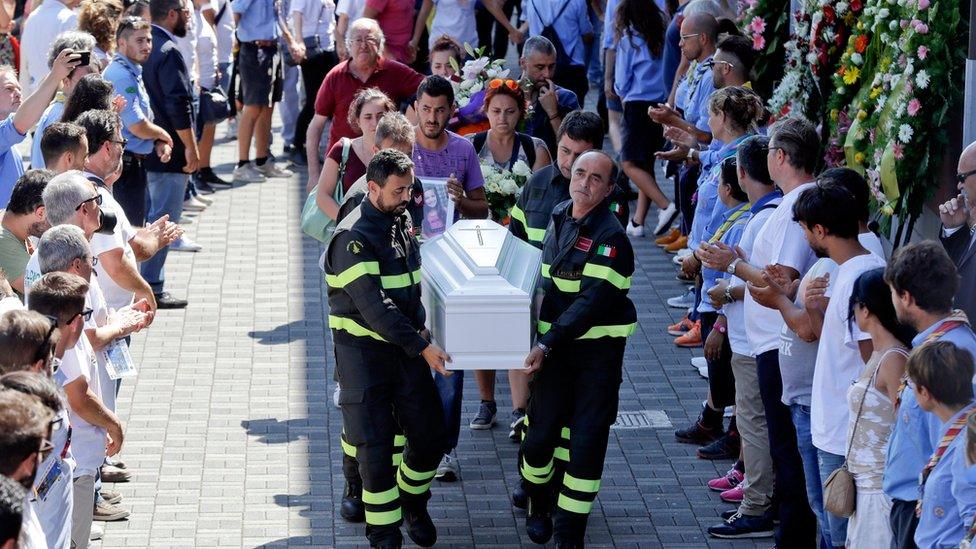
left=101, top=339, right=137, bottom=380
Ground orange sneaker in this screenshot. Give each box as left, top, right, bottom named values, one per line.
left=665, top=235, right=688, bottom=253
left=667, top=315, right=694, bottom=336
left=674, top=320, right=703, bottom=347
left=655, top=228, right=681, bottom=247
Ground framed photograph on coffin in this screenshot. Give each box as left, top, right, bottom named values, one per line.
left=417, top=177, right=455, bottom=241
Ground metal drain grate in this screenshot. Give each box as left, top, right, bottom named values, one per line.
left=612, top=410, right=672, bottom=430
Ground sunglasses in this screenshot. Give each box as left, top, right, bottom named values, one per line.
left=71, top=308, right=94, bottom=323
left=956, top=168, right=976, bottom=184
left=75, top=193, right=103, bottom=211
left=705, top=58, right=735, bottom=70
left=488, top=78, right=519, bottom=91
left=33, top=315, right=59, bottom=365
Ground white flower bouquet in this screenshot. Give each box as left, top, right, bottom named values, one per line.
left=481, top=160, right=532, bottom=222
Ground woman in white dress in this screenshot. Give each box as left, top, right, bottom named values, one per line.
left=845, top=268, right=916, bottom=547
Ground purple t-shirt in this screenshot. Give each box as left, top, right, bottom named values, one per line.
left=411, top=131, right=486, bottom=192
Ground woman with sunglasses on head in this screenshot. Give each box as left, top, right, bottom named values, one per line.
left=467, top=78, right=550, bottom=174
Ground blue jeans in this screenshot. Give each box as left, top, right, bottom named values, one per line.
left=585, top=6, right=603, bottom=87
left=791, top=404, right=832, bottom=549
left=434, top=370, right=464, bottom=450
left=280, top=63, right=301, bottom=146
left=141, top=171, right=187, bottom=293
left=817, top=448, right=849, bottom=547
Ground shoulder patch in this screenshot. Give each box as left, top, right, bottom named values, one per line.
left=125, top=86, right=137, bottom=94
left=347, top=240, right=363, bottom=255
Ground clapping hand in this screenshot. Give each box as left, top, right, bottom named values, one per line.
left=706, top=278, right=728, bottom=309
left=647, top=103, right=680, bottom=126
left=663, top=125, right=696, bottom=150
left=698, top=242, right=743, bottom=272
left=803, top=273, right=830, bottom=314
left=655, top=145, right=689, bottom=162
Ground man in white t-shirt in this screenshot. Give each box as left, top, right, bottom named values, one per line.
left=74, top=109, right=181, bottom=313
left=699, top=118, right=820, bottom=545
left=0, top=389, right=53, bottom=549
left=27, top=269, right=123, bottom=548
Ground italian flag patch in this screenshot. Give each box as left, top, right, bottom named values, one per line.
left=609, top=202, right=620, bottom=213
left=596, top=244, right=616, bottom=258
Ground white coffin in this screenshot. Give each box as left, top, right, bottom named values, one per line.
left=420, top=219, right=542, bottom=370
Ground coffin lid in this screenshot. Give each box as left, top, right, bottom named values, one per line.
left=420, top=219, right=541, bottom=299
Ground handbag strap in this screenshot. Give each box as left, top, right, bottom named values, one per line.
left=334, top=138, right=351, bottom=202
left=844, top=350, right=893, bottom=461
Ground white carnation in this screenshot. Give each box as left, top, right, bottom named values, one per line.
left=916, top=70, right=931, bottom=89
left=898, top=123, right=914, bottom=143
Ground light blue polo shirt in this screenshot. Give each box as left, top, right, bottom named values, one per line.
left=104, top=54, right=156, bottom=156
left=232, top=0, right=281, bottom=42
left=0, top=114, right=27, bottom=208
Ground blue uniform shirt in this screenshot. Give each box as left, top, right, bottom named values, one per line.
left=0, top=114, right=27, bottom=207
left=688, top=136, right=744, bottom=248
left=610, top=27, right=668, bottom=103
left=915, top=402, right=976, bottom=548
left=104, top=54, right=156, bottom=155
left=232, top=0, right=280, bottom=42
left=523, top=0, right=592, bottom=67
left=698, top=202, right=749, bottom=314
left=884, top=322, right=976, bottom=502
left=30, top=98, right=64, bottom=169
left=685, top=57, right=715, bottom=133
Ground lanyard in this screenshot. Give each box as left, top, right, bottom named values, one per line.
left=917, top=405, right=975, bottom=517
left=896, top=318, right=968, bottom=407
left=707, top=202, right=751, bottom=244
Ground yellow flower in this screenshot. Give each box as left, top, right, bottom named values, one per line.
left=843, top=67, right=861, bottom=85
left=854, top=152, right=865, bottom=164
left=830, top=109, right=839, bottom=121
left=857, top=110, right=867, bottom=120
left=856, top=21, right=864, bottom=30
left=869, top=86, right=882, bottom=99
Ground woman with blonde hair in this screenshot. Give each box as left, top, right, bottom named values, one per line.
left=78, top=0, right=125, bottom=62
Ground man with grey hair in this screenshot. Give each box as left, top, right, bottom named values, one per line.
left=305, top=18, right=423, bottom=186
left=518, top=36, right=581, bottom=155
left=30, top=31, right=100, bottom=169
left=0, top=49, right=84, bottom=209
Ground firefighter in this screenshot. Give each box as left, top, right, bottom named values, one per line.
left=519, top=150, right=637, bottom=546
left=325, top=149, right=451, bottom=548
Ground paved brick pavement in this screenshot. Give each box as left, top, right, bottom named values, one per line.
left=82, top=120, right=774, bottom=548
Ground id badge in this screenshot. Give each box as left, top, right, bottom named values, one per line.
left=34, top=459, right=63, bottom=502
left=101, top=339, right=137, bottom=380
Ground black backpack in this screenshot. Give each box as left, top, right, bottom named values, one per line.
left=532, top=0, right=573, bottom=69
left=472, top=131, right=537, bottom=170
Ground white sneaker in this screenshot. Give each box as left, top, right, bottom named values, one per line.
left=333, top=384, right=341, bottom=408
left=183, top=196, right=208, bottom=211
left=698, top=363, right=709, bottom=379
left=225, top=117, right=238, bottom=140
left=170, top=235, right=203, bottom=252
left=667, top=288, right=695, bottom=309
left=256, top=161, right=294, bottom=178
left=233, top=163, right=268, bottom=183
left=194, top=193, right=214, bottom=206
left=691, top=356, right=707, bottom=371
left=625, top=220, right=645, bottom=237
left=435, top=450, right=459, bottom=482
left=89, top=522, right=104, bottom=541
left=654, top=202, right=679, bottom=235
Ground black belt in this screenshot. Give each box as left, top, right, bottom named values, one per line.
left=123, top=151, right=147, bottom=160
left=246, top=39, right=277, bottom=48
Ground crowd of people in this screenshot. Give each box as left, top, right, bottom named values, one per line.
left=0, top=0, right=974, bottom=547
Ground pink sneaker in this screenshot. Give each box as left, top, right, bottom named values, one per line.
left=708, top=467, right=744, bottom=492
left=720, top=484, right=744, bottom=503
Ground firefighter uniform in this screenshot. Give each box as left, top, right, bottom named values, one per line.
left=519, top=197, right=637, bottom=545
left=326, top=197, right=447, bottom=547
left=510, top=163, right=629, bottom=249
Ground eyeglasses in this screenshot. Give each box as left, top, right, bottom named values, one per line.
left=350, top=37, right=379, bottom=47
left=705, top=58, right=735, bottom=70
left=74, top=193, right=103, bottom=211
left=109, top=138, right=127, bottom=148
left=488, top=78, right=519, bottom=91
left=71, top=308, right=94, bottom=323
left=679, top=32, right=702, bottom=41
left=956, top=168, right=976, bottom=184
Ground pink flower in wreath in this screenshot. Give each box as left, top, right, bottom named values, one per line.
left=917, top=45, right=929, bottom=59
left=907, top=98, right=922, bottom=116
left=918, top=0, right=930, bottom=10
left=749, top=16, right=767, bottom=34
left=893, top=143, right=904, bottom=160
left=752, top=34, right=766, bottom=50
left=912, top=20, right=929, bottom=34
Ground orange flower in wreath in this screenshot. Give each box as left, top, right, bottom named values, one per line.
left=854, top=34, right=869, bottom=53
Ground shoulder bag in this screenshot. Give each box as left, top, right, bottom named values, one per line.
left=301, top=138, right=350, bottom=243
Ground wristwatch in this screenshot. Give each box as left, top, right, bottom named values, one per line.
left=726, top=258, right=741, bottom=275
left=724, top=284, right=735, bottom=304
left=536, top=342, right=550, bottom=357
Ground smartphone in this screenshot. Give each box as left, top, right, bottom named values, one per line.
left=76, top=51, right=91, bottom=67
